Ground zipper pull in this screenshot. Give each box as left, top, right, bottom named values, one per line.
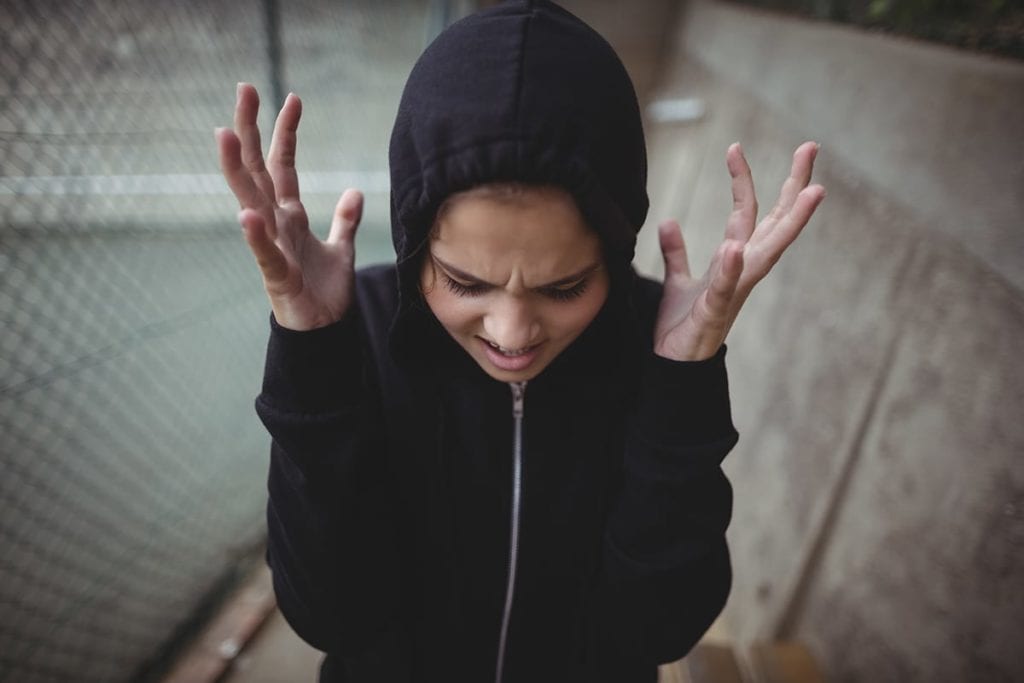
left=509, top=381, right=526, bottom=419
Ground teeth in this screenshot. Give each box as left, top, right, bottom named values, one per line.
left=486, top=340, right=532, bottom=356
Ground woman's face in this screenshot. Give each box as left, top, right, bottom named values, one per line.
left=420, top=186, right=609, bottom=382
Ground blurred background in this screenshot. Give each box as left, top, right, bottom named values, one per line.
left=0, top=1, right=1021, bottom=682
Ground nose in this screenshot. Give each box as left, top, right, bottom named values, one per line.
left=483, top=295, right=541, bottom=350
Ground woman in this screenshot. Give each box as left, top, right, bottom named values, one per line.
left=215, top=2, right=823, bottom=681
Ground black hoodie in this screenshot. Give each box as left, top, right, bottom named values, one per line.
left=255, top=2, right=737, bottom=681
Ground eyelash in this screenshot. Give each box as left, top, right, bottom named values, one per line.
left=544, top=280, right=589, bottom=301
left=440, top=272, right=589, bottom=302
left=441, top=274, right=487, bottom=297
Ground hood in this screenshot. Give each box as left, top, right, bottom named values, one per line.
left=386, top=0, right=649, bottom=370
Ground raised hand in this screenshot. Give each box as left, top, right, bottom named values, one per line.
left=654, top=142, right=825, bottom=361
left=216, top=83, right=362, bottom=331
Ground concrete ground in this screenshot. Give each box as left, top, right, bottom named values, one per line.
left=220, top=612, right=731, bottom=682
left=204, top=567, right=734, bottom=683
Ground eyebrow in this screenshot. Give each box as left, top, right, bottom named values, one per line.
left=430, top=254, right=601, bottom=289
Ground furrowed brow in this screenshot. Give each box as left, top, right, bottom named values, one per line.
left=431, top=255, right=497, bottom=286
left=539, top=263, right=601, bottom=288
left=431, top=254, right=600, bottom=289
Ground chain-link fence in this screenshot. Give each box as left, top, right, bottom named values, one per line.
left=0, top=1, right=460, bottom=680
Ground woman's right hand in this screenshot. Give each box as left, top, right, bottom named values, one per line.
left=216, top=83, right=362, bottom=331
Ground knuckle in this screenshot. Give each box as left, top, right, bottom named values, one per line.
left=244, top=157, right=266, bottom=173
left=756, top=258, right=777, bottom=279
left=273, top=147, right=295, bottom=165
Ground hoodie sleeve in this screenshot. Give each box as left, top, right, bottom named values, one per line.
left=253, top=311, right=407, bottom=659
left=597, top=344, right=737, bottom=666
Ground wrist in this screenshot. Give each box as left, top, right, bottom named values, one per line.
left=632, top=345, right=737, bottom=448
left=270, top=299, right=352, bottom=332
left=653, top=336, right=723, bottom=362
left=260, top=310, right=363, bottom=412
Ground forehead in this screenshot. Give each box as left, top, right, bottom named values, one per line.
left=431, top=186, right=602, bottom=267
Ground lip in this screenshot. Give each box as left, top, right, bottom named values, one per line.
left=477, top=337, right=544, bottom=373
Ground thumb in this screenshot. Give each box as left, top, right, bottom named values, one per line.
left=327, top=188, right=363, bottom=245
left=658, top=219, right=691, bottom=279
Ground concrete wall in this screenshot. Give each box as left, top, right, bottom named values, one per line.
left=633, top=2, right=1024, bottom=681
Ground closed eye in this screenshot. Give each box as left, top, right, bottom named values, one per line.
left=539, top=279, right=589, bottom=301
left=432, top=254, right=598, bottom=302
left=441, top=270, right=590, bottom=302
left=441, top=271, right=490, bottom=297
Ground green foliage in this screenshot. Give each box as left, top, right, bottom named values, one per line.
left=725, top=0, right=1024, bottom=59
left=865, top=0, right=1012, bottom=24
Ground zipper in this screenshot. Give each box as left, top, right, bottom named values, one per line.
left=495, top=380, right=526, bottom=683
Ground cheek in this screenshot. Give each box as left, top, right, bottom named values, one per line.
left=424, top=287, right=479, bottom=334
left=550, top=283, right=609, bottom=336
left=421, top=262, right=478, bottom=335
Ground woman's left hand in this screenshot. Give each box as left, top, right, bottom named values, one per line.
left=653, top=141, right=825, bottom=361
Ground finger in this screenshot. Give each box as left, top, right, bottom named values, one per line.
left=765, top=141, right=818, bottom=226
left=239, top=208, right=289, bottom=285
left=725, top=142, right=757, bottom=242
left=267, top=92, right=302, bottom=202
left=756, top=184, right=825, bottom=274
left=234, top=83, right=278, bottom=203
left=327, top=188, right=364, bottom=245
left=704, top=240, right=743, bottom=320
left=217, top=127, right=274, bottom=217
left=657, top=219, right=691, bottom=279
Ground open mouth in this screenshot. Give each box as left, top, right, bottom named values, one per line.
left=476, top=337, right=544, bottom=372
left=482, top=339, right=539, bottom=357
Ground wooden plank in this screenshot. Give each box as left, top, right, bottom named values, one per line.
left=747, top=642, right=826, bottom=683
left=660, top=643, right=745, bottom=683
left=659, top=658, right=692, bottom=683
left=686, top=643, right=745, bottom=683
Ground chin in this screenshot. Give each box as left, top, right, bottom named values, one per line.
left=475, top=359, right=546, bottom=383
